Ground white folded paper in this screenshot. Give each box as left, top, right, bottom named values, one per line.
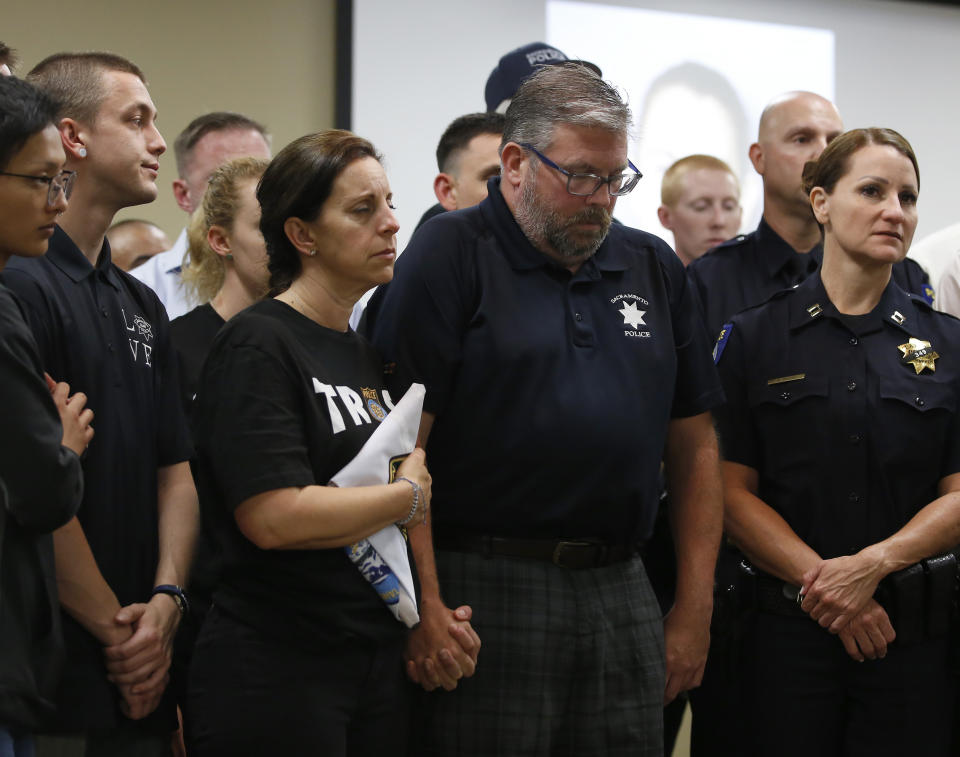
left=331, top=383, right=424, bottom=627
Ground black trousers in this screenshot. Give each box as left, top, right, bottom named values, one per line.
left=743, top=611, right=955, bottom=757
left=186, top=606, right=408, bottom=757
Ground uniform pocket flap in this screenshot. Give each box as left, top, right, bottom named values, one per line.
left=879, top=379, right=956, bottom=413
left=749, top=375, right=828, bottom=407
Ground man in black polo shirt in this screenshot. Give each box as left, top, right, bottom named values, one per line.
left=414, top=112, right=505, bottom=231
left=687, top=91, right=932, bottom=341
left=369, top=63, right=723, bottom=756
left=2, top=53, right=196, bottom=756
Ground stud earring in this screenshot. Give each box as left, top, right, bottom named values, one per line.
left=307, top=249, right=317, bottom=257
left=225, top=253, right=234, bottom=260
left=78, top=147, right=87, bottom=158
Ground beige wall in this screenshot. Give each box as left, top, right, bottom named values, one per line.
left=5, top=0, right=337, bottom=238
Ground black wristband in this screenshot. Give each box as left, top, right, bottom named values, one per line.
left=152, top=584, right=189, bottom=616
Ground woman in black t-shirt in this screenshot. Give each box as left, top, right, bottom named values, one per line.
left=715, top=129, right=960, bottom=755
left=170, top=156, right=270, bottom=414
left=186, top=131, right=432, bottom=757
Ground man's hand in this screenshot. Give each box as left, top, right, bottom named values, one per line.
left=118, top=674, right=168, bottom=720
left=836, top=598, right=896, bottom=662
left=663, top=603, right=711, bottom=704
left=104, top=595, right=181, bottom=692
left=405, top=601, right=480, bottom=691
left=800, top=553, right=884, bottom=633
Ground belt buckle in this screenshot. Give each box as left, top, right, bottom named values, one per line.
left=552, top=540, right=596, bottom=568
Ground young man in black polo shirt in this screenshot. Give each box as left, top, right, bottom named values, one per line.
left=369, top=64, right=724, bottom=756
left=2, top=52, right=196, bottom=756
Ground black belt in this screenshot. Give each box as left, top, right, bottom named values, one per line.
left=434, top=526, right=635, bottom=569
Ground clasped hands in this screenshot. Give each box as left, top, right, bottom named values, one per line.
left=405, top=600, right=481, bottom=692
left=102, top=594, right=182, bottom=719
left=798, top=552, right=896, bottom=662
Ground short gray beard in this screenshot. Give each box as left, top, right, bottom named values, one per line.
left=513, top=170, right=612, bottom=261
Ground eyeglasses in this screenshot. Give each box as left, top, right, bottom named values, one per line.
left=0, top=169, right=77, bottom=205
left=519, top=143, right=641, bottom=197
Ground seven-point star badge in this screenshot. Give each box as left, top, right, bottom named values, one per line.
left=619, top=301, right=646, bottom=329
left=898, top=337, right=939, bottom=374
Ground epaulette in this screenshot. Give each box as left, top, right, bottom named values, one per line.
left=733, top=284, right=796, bottom=316
left=691, top=233, right=754, bottom=269
left=906, top=290, right=935, bottom=311
left=711, top=233, right=750, bottom=251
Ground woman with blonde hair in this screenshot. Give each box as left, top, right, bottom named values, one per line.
left=170, top=156, right=270, bottom=409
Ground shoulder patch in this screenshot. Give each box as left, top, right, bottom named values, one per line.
left=921, top=283, right=936, bottom=306
left=713, top=322, right=733, bottom=364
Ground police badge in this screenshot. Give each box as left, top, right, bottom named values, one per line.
left=898, top=337, right=939, bottom=374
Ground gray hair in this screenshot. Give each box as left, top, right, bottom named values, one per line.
left=501, top=63, right=631, bottom=153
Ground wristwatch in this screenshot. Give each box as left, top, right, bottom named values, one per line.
left=152, top=584, right=190, bottom=616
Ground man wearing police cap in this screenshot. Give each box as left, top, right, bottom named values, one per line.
left=484, top=41, right=602, bottom=113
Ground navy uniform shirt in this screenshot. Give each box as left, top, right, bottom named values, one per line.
left=688, top=217, right=934, bottom=340
left=713, top=272, right=960, bottom=559
left=2, top=226, right=192, bottom=732
left=368, top=179, right=724, bottom=544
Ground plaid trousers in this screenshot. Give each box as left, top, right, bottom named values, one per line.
left=410, top=550, right=665, bottom=756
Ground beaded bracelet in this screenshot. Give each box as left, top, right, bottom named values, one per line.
left=396, top=476, right=422, bottom=525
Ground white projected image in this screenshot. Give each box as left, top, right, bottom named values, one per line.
left=547, top=2, right=835, bottom=242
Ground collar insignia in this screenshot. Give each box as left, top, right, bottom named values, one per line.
left=806, top=303, right=822, bottom=318
left=898, top=337, right=938, bottom=374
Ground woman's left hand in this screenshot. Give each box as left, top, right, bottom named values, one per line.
left=799, top=553, right=885, bottom=633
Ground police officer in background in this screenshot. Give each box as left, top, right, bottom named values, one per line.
left=687, top=92, right=932, bottom=342
left=714, top=127, right=959, bottom=756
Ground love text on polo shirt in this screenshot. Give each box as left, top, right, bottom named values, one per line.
left=121, top=308, right=154, bottom=367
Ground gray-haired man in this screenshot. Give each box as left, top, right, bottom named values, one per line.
left=368, top=64, right=723, bottom=756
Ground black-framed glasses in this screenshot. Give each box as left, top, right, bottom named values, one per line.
left=519, top=143, right=641, bottom=197
left=0, top=169, right=76, bottom=205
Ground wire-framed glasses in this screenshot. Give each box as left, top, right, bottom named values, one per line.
left=0, top=169, right=77, bottom=205
left=520, top=143, right=641, bottom=197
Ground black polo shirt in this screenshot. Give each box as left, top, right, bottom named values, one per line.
left=687, top=217, right=934, bottom=340
left=1, top=226, right=192, bottom=732
left=368, top=179, right=724, bottom=543
left=714, top=272, right=960, bottom=559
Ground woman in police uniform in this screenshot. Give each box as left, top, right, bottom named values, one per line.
left=714, top=128, right=960, bottom=756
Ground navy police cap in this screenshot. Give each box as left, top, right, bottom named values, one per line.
left=484, top=42, right=602, bottom=113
